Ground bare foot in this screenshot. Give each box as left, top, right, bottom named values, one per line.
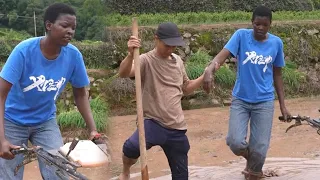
left=119, top=173, right=130, bottom=180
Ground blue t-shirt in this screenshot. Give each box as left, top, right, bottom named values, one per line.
left=224, top=29, right=285, bottom=103
left=0, top=37, right=89, bottom=126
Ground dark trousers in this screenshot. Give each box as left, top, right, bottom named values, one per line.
left=123, top=119, right=190, bottom=180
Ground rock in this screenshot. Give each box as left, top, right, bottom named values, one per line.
left=65, top=100, right=70, bottom=106
left=184, top=39, right=191, bottom=46
left=315, top=63, right=320, bottom=71
left=223, top=99, right=232, bottom=106
left=307, top=71, right=319, bottom=82
left=191, top=34, right=200, bottom=42
left=89, top=77, right=95, bottom=83
left=189, top=99, right=203, bottom=107
left=193, top=34, right=200, bottom=38
left=189, top=99, right=197, bottom=105
left=96, top=79, right=104, bottom=83
left=66, top=92, right=72, bottom=98
left=211, top=99, right=220, bottom=105
left=307, top=29, right=319, bottom=36
left=183, top=32, right=192, bottom=38
left=177, top=49, right=186, bottom=59
left=185, top=46, right=191, bottom=55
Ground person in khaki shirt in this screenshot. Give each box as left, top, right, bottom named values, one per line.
left=118, top=22, right=219, bottom=180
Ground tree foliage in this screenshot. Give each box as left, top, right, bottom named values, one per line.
left=1, top=0, right=320, bottom=40
left=0, top=0, right=106, bottom=40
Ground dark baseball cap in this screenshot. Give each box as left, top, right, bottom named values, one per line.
left=155, top=22, right=185, bottom=47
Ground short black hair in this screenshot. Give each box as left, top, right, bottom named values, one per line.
left=252, top=5, right=272, bottom=22
left=44, top=3, right=76, bottom=31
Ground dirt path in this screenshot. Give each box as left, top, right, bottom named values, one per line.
left=23, top=96, right=320, bottom=179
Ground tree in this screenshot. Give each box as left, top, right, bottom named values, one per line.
left=75, top=0, right=106, bottom=40
left=0, top=0, right=108, bottom=40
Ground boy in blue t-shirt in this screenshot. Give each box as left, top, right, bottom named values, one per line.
left=0, top=3, right=100, bottom=180
left=203, top=6, right=291, bottom=180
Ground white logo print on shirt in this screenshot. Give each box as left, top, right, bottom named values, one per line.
left=242, top=51, right=272, bottom=72
left=23, top=75, right=66, bottom=100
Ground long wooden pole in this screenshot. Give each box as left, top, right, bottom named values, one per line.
left=132, top=17, right=149, bottom=180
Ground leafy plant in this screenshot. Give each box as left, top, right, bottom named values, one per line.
left=104, top=0, right=316, bottom=15
left=0, top=28, right=31, bottom=40
left=185, top=50, right=211, bottom=80
left=282, top=63, right=306, bottom=92
left=215, top=65, right=236, bottom=88
left=57, top=96, right=109, bottom=132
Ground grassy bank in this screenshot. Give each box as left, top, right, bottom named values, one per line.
left=104, top=11, right=320, bottom=26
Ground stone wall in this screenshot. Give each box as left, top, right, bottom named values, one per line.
left=59, top=22, right=320, bottom=114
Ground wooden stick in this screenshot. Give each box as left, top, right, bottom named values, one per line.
left=132, top=17, right=149, bottom=180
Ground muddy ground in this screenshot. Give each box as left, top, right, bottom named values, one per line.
left=23, top=96, right=320, bottom=179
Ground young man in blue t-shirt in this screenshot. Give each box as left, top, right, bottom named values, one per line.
left=0, top=3, right=100, bottom=180
left=203, top=6, right=291, bottom=180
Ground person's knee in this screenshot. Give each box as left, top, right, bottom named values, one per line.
left=122, top=139, right=140, bottom=159
left=226, top=136, right=247, bottom=156
left=0, top=157, right=24, bottom=180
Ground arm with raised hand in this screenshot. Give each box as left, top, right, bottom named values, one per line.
left=118, top=36, right=141, bottom=78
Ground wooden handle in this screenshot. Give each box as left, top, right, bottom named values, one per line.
left=132, top=17, right=149, bottom=180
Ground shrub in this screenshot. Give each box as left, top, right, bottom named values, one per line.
left=104, top=0, right=316, bottom=15
left=185, top=50, right=211, bottom=80
left=104, top=11, right=320, bottom=26
left=57, top=96, right=109, bottom=132
left=282, top=61, right=306, bottom=95
left=215, top=65, right=236, bottom=88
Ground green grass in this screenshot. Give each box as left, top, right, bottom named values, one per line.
left=105, top=11, right=320, bottom=26
left=282, top=67, right=306, bottom=91
left=215, top=65, right=236, bottom=88
left=185, top=50, right=210, bottom=80
left=0, top=28, right=31, bottom=40
left=57, top=96, right=109, bottom=132
left=185, top=50, right=236, bottom=88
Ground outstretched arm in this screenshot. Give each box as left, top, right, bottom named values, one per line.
left=183, top=75, right=204, bottom=96
left=203, top=49, right=231, bottom=93
left=183, top=63, right=220, bottom=95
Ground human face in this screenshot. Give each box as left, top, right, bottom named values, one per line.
left=45, top=14, right=76, bottom=46
left=252, top=16, right=271, bottom=41
left=155, top=37, right=177, bottom=59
